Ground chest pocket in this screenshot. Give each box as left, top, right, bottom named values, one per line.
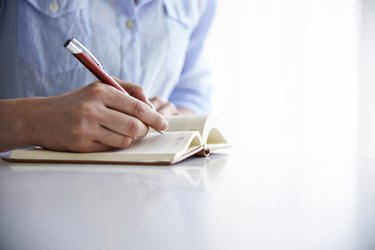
left=163, top=0, right=201, bottom=29
left=17, top=0, right=91, bottom=75
left=159, top=0, right=201, bottom=82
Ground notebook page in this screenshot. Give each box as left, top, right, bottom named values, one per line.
left=165, top=115, right=209, bottom=135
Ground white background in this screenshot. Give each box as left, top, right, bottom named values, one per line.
left=205, top=0, right=361, bottom=156
left=2, top=2, right=375, bottom=250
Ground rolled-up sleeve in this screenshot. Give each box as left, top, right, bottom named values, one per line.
left=169, top=0, right=216, bottom=114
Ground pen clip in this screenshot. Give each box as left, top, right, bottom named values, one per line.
left=71, top=38, right=103, bottom=69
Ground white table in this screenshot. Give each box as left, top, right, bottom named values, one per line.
left=0, top=145, right=373, bottom=250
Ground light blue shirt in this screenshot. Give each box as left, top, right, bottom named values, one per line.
left=0, top=0, right=215, bottom=113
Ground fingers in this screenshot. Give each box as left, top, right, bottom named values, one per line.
left=95, top=126, right=135, bottom=149
left=38, top=82, right=171, bottom=153
left=149, top=96, right=164, bottom=110
left=113, top=77, right=155, bottom=109
left=58, top=132, right=116, bottom=153
left=104, top=87, right=168, bottom=132
left=66, top=123, right=136, bottom=152
left=77, top=141, right=115, bottom=153
left=98, top=108, right=149, bottom=138
left=158, top=102, right=180, bottom=116
left=150, top=97, right=180, bottom=116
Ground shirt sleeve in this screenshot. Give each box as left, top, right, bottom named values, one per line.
left=168, top=0, right=216, bottom=114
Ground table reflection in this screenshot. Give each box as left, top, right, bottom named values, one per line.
left=0, top=153, right=229, bottom=250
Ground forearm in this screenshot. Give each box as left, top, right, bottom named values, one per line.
left=0, top=97, right=44, bottom=151
left=170, top=0, right=215, bottom=114
left=169, top=81, right=212, bottom=114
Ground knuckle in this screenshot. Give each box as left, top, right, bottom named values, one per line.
left=132, top=85, right=145, bottom=95
left=153, top=96, right=163, bottom=105
left=126, top=84, right=144, bottom=96
left=127, top=120, right=148, bottom=137
left=65, top=105, right=100, bottom=153
left=70, top=125, right=87, bottom=142
left=88, top=82, right=107, bottom=98
left=69, top=114, right=97, bottom=147
left=76, top=103, right=97, bottom=123
left=127, top=119, right=140, bottom=133
left=154, top=96, right=163, bottom=102
left=120, top=136, right=133, bottom=148
left=139, top=126, right=149, bottom=137
left=70, top=120, right=86, bottom=138
left=132, top=101, right=146, bottom=116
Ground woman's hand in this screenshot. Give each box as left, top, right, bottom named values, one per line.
left=0, top=81, right=168, bottom=152
left=150, top=97, right=195, bottom=116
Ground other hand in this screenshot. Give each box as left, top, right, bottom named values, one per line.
left=150, top=97, right=195, bottom=116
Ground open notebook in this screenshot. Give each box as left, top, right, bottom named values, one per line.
left=3, top=115, right=230, bottom=165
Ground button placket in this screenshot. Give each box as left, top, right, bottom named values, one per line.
left=118, top=1, right=141, bottom=82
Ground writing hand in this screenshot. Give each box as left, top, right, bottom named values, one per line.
left=0, top=81, right=168, bottom=152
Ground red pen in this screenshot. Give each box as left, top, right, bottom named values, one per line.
left=64, top=38, right=127, bottom=94
left=64, top=38, right=163, bottom=134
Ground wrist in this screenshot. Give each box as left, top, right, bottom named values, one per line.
left=22, top=97, right=51, bottom=146
left=0, top=97, right=48, bottom=151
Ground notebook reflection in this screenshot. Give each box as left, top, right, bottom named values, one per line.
left=9, top=153, right=229, bottom=188
left=0, top=154, right=229, bottom=250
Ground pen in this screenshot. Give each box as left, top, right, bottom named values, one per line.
left=64, top=38, right=127, bottom=93
left=64, top=38, right=164, bottom=135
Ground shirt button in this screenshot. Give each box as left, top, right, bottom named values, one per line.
left=49, top=1, right=59, bottom=13
left=126, top=20, right=135, bottom=29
